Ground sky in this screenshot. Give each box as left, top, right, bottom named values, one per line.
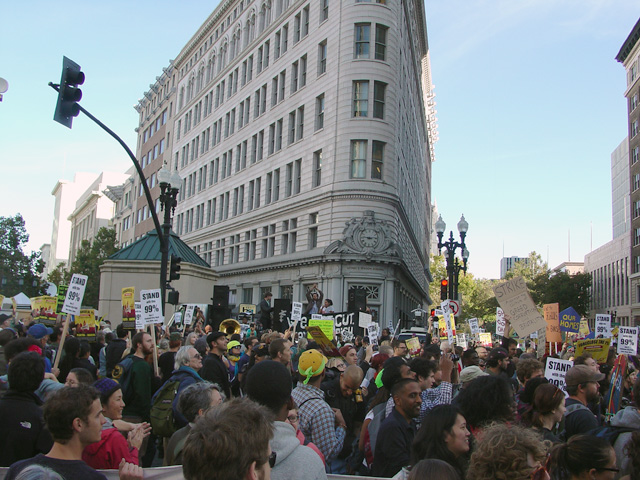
left=1, top=0, right=639, bottom=280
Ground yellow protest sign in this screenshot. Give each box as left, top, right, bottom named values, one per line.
left=575, top=338, right=611, bottom=364
left=121, top=287, right=136, bottom=330
left=579, top=319, right=590, bottom=337
left=308, top=319, right=334, bottom=340
left=76, top=309, right=98, bottom=341
left=479, top=333, right=493, bottom=346
left=406, top=337, right=421, bottom=356
left=306, top=326, right=341, bottom=357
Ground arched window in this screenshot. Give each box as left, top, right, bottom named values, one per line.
left=258, top=4, right=266, bottom=33
left=179, top=87, right=185, bottom=110
left=265, top=0, right=272, bottom=27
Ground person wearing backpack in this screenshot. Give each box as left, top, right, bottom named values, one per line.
left=611, top=377, right=640, bottom=478
left=563, top=365, right=605, bottom=441
left=105, top=325, right=129, bottom=378
left=150, top=346, right=203, bottom=439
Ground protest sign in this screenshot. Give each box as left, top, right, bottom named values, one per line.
left=595, top=314, right=612, bottom=338
left=140, top=289, right=164, bottom=325
left=606, top=355, right=628, bottom=416
left=56, top=285, right=68, bottom=315
left=479, top=332, right=492, bottom=346
left=121, top=287, right=136, bottom=330
left=308, top=318, right=334, bottom=340
left=558, top=307, right=581, bottom=333
left=496, top=307, right=506, bottom=337
left=367, top=323, right=379, bottom=347
left=545, top=357, right=573, bottom=396
left=579, top=319, right=590, bottom=337
left=468, top=318, right=480, bottom=335
left=493, top=276, right=546, bottom=338
left=542, top=303, right=562, bottom=343
left=358, top=311, right=372, bottom=328
left=62, top=274, right=88, bottom=316
left=406, top=337, right=421, bottom=356
left=536, top=327, right=546, bottom=359
left=334, top=311, right=362, bottom=343
left=184, top=304, right=196, bottom=326
left=456, top=333, right=467, bottom=347
left=445, top=313, right=455, bottom=344
left=618, top=326, right=638, bottom=356
left=31, top=296, right=58, bottom=326
left=291, top=302, right=303, bottom=322
left=575, top=338, right=611, bottom=363
left=306, top=326, right=341, bottom=357
left=76, top=309, right=98, bottom=341
left=239, top=304, right=256, bottom=315
left=135, top=302, right=144, bottom=329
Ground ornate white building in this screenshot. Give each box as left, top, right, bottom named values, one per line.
left=169, top=0, right=435, bottom=326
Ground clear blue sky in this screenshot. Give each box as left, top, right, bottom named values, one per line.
left=1, top=0, right=639, bottom=280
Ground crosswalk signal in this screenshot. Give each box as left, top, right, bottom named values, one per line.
left=53, top=56, right=85, bottom=128
left=440, top=279, right=448, bottom=301
left=169, top=255, right=182, bottom=282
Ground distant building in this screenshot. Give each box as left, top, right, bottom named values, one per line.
left=612, top=138, right=630, bottom=239
left=103, top=166, right=137, bottom=249
left=500, top=256, right=528, bottom=279
left=616, top=18, right=640, bottom=325
left=552, top=261, right=584, bottom=275
left=67, top=172, right=130, bottom=264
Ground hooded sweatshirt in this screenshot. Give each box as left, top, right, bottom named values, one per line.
left=611, top=406, right=640, bottom=477
left=270, top=421, right=327, bottom=480
left=82, top=418, right=138, bottom=469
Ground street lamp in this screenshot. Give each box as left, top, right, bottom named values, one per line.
left=158, top=164, right=181, bottom=314
left=435, top=214, right=469, bottom=301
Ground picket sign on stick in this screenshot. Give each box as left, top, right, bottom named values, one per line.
left=53, top=314, right=71, bottom=371
left=149, top=324, right=159, bottom=377
left=55, top=273, right=89, bottom=371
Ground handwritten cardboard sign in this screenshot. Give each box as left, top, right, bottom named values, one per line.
left=543, top=303, right=563, bottom=343
left=493, top=277, right=546, bottom=338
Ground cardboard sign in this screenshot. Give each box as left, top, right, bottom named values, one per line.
left=543, top=303, right=563, bottom=342
left=545, top=357, right=573, bottom=396
left=184, top=305, right=196, bottom=325
left=493, top=276, right=546, bottom=338
left=308, top=319, right=334, bottom=341
left=558, top=307, right=581, bottom=333
left=140, top=289, right=164, bottom=325
left=595, top=314, right=612, bottom=338
left=618, top=326, right=638, bottom=355
left=496, top=307, right=506, bottom=337
left=76, top=309, right=98, bottom=341
left=135, top=302, right=144, bottom=329
left=291, top=302, right=303, bottom=322
left=468, top=318, right=480, bottom=335
left=121, top=287, right=136, bottom=330
left=306, top=326, right=341, bottom=357
left=406, top=337, right=421, bottom=356
left=56, top=285, right=68, bottom=315
left=536, top=327, right=546, bottom=359
left=358, top=312, right=372, bottom=328
left=62, top=274, right=88, bottom=316
left=575, top=338, right=611, bottom=363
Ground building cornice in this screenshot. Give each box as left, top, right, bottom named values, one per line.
left=616, top=18, right=640, bottom=64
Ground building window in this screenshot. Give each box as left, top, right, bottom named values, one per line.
left=375, top=25, right=388, bottom=61
left=294, top=159, right=301, bottom=194
left=633, top=146, right=639, bottom=165
left=318, top=40, right=327, bottom=75
left=631, top=93, right=638, bottom=112
left=315, top=94, right=325, bottom=130
left=355, top=24, right=370, bottom=59
left=635, top=256, right=640, bottom=275
left=373, top=81, right=386, bottom=119
left=320, top=0, right=328, bottom=22
left=372, top=141, right=384, bottom=180
left=634, top=200, right=640, bottom=219
left=300, top=55, right=307, bottom=87
left=302, top=5, right=310, bottom=37
left=350, top=140, right=367, bottom=178
left=353, top=81, right=369, bottom=117
left=313, top=149, right=322, bottom=187
left=291, top=60, right=299, bottom=93
left=635, top=227, right=640, bottom=247
left=634, top=173, right=640, bottom=192
left=632, top=119, right=639, bottom=138
left=308, top=213, right=318, bottom=249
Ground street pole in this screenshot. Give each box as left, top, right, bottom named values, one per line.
left=435, top=215, right=469, bottom=302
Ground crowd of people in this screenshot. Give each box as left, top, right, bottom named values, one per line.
left=0, top=309, right=638, bottom=480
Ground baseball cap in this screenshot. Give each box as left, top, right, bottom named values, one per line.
left=227, top=340, right=241, bottom=350
left=487, top=347, right=509, bottom=362
left=459, top=366, right=489, bottom=384
left=565, top=365, right=605, bottom=386
left=27, top=323, right=54, bottom=340
left=298, top=349, right=327, bottom=384
left=207, top=331, right=226, bottom=344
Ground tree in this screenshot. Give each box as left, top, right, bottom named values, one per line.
left=47, top=262, right=70, bottom=287
left=67, top=227, right=118, bottom=308
left=541, top=271, right=591, bottom=317
left=0, top=214, right=47, bottom=298
left=504, top=251, right=549, bottom=305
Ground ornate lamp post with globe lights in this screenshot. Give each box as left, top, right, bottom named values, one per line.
left=435, top=214, right=469, bottom=301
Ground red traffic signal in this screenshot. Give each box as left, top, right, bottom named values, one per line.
left=440, top=278, right=448, bottom=301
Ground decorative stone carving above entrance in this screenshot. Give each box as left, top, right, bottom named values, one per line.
left=325, top=210, right=401, bottom=258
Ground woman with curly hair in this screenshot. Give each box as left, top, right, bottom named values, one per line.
left=456, top=375, right=515, bottom=435
left=467, top=422, right=549, bottom=480
left=548, top=434, right=617, bottom=480
left=411, top=404, right=469, bottom=478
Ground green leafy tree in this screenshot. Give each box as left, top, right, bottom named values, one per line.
left=0, top=214, right=47, bottom=297
left=541, top=271, right=591, bottom=317
left=67, top=227, right=118, bottom=308
left=504, top=251, right=549, bottom=304
left=47, top=262, right=70, bottom=287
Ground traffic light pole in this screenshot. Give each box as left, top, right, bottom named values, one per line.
left=49, top=82, right=167, bottom=308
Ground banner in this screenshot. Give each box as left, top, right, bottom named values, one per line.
left=558, top=307, right=581, bottom=333
left=31, top=296, right=58, bottom=326
left=545, top=357, right=573, bottom=396
left=575, top=338, right=611, bottom=363
left=595, top=314, right=612, bottom=338
left=543, top=303, right=562, bottom=342
left=76, top=309, right=98, bottom=341
left=56, top=285, right=68, bottom=315
left=493, top=276, right=546, bottom=338
left=121, top=287, right=136, bottom=330
left=308, top=319, right=334, bottom=340
left=618, top=326, right=638, bottom=356
left=496, top=307, right=506, bottom=337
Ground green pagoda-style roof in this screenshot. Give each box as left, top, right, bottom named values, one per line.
left=109, top=230, right=210, bottom=268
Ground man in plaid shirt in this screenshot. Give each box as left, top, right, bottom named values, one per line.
left=292, top=350, right=347, bottom=466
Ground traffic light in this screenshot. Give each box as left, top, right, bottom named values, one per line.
left=167, top=290, right=180, bottom=305
left=53, top=56, right=85, bottom=128
left=440, top=279, right=448, bottom=301
left=169, top=255, right=182, bottom=281
left=430, top=309, right=436, bottom=317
